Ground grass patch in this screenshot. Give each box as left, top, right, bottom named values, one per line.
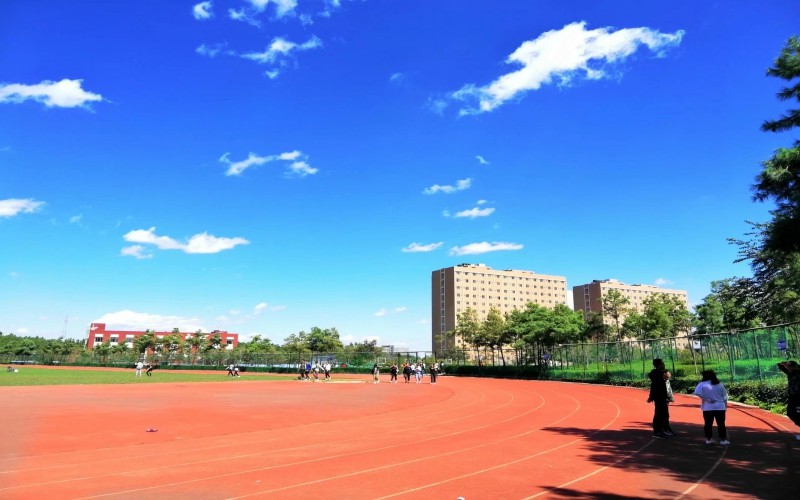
left=0, top=367, right=289, bottom=386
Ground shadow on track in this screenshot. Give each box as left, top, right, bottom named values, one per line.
left=539, top=423, right=798, bottom=499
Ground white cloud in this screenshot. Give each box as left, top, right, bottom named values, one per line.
left=123, top=227, right=249, bottom=255
left=0, top=198, right=45, bottom=218
left=219, top=152, right=269, bottom=176
left=449, top=22, right=684, bottom=115
left=120, top=245, right=153, bottom=260
left=279, top=150, right=302, bottom=161
left=654, top=278, right=673, bottom=286
left=247, top=0, right=297, bottom=17
left=454, top=206, right=495, bottom=219
left=94, top=310, right=205, bottom=332
left=449, top=241, right=524, bottom=256
left=9, top=271, right=19, bottom=278
left=220, top=150, right=318, bottom=177
left=0, top=79, right=103, bottom=109
left=374, top=307, right=407, bottom=317
left=193, top=1, right=213, bottom=20
left=69, top=214, right=83, bottom=224
left=390, top=72, right=408, bottom=86
left=401, top=242, right=443, bottom=253
left=241, top=36, right=322, bottom=65
left=254, top=302, right=268, bottom=314
left=476, top=155, right=490, bottom=165
left=286, top=161, right=318, bottom=177
left=422, top=178, right=472, bottom=195
left=196, top=43, right=230, bottom=58
left=229, top=8, right=261, bottom=27
left=265, top=69, right=281, bottom=79
left=476, top=199, right=488, bottom=205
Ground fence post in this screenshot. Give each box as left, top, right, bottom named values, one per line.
left=727, top=332, right=735, bottom=382
left=753, top=332, right=763, bottom=382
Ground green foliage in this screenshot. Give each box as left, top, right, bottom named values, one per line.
left=754, top=35, right=800, bottom=255
left=601, top=289, right=630, bottom=340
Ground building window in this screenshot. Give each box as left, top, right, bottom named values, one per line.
left=94, top=336, right=103, bottom=343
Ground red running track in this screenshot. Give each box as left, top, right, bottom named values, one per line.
left=0, top=372, right=797, bottom=499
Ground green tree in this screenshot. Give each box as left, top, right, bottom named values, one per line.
left=693, top=279, right=763, bottom=334
left=186, top=331, right=207, bottom=364
left=754, top=36, right=800, bottom=254
left=134, top=330, right=157, bottom=356
left=584, top=311, right=610, bottom=342
left=305, top=327, right=344, bottom=353
left=639, top=294, right=692, bottom=339
left=481, top=307, right=507, bottom=365
left=455, top=308, right=482, bottom=362
left=601, top=289, right=630, bottom=341
left=93, top=340, right=111, bottom=363
left=161, top=332, right=183, bottom=363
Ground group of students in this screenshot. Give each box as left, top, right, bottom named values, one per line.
left=648, top=357, right=800, bottom=444
left=374, top=362, right=441, bottom=384
left=134, top=361, right=155, bottom=377
left=299, top=360, right=332, bottom=381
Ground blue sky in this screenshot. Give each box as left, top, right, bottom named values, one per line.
left=1, top=1, right=797, bottom=349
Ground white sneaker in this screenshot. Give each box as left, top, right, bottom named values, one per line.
left=705, top=439, right=713, bottom=445
left=719, top=440, right=730, bottom=446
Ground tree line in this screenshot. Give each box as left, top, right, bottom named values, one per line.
left=0, top=326, right=385, bottom=365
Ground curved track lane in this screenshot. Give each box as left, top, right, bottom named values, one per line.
left=0, top=374, right=797, bottom=499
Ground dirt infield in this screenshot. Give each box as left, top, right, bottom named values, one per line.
left=0, top=371, right=797, bottom=499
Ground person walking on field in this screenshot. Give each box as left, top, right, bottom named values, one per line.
left=693, top=370, right=730, bottom=445
left=429, top=362, right=438, bottom=384
left=389, top=363, right=398, bottom=383
left=135, top=360, right=144, bottom=378
left=647, top=358, right=674, bottom=438
left=777, top=360, right=800, bottom=440
left=402, top=363, right=412, bottom=383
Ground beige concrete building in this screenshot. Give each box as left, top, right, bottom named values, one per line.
left=572, top=279, right=689, bottom=325
left=431, top=263, right=568, bottom=352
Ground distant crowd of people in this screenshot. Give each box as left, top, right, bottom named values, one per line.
left=298, top=360, right=332, bottom=381
left=374, top=362, right=441, bottom=384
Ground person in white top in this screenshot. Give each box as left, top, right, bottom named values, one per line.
left=693, top=370, right=729, bottom=445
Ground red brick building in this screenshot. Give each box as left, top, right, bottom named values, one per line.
left=86, top=323, right=239, bottom=350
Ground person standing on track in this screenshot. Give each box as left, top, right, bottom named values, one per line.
left=693, top=370, right=729, bottom=445
left=647, top=358, right=673, bottom=438
left=429, top=362, right=438, bottom=384
left=372, top=363, right=380, bottom=384
left=389, top=363, right=398, bottom=383
left=777, top=360, right=800, bottom=440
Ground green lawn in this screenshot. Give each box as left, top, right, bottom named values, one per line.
left=0, top=367, right=290, bottom=386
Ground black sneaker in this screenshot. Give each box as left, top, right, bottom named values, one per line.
left=664, top=430, right=676, bottom=436
left=652, top=432, right=668, bottom=439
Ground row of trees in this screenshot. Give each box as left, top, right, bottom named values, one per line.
left=0, top=326, right=385, bottom=365
left=449, top=292, right=693, bottom=365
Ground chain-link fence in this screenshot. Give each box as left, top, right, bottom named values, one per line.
left=542, top=322, right=799, bottom=383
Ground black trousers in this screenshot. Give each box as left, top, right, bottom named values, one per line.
left=703, top=410, right=727, bottom=439
left=653, top=399, right=670, bottom=433
left=787, top=394, right=799, bottom=426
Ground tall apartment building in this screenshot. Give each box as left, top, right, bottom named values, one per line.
left=572, top=279, right=689, bottom=324
left=431, top=263, right=568, bottom=352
